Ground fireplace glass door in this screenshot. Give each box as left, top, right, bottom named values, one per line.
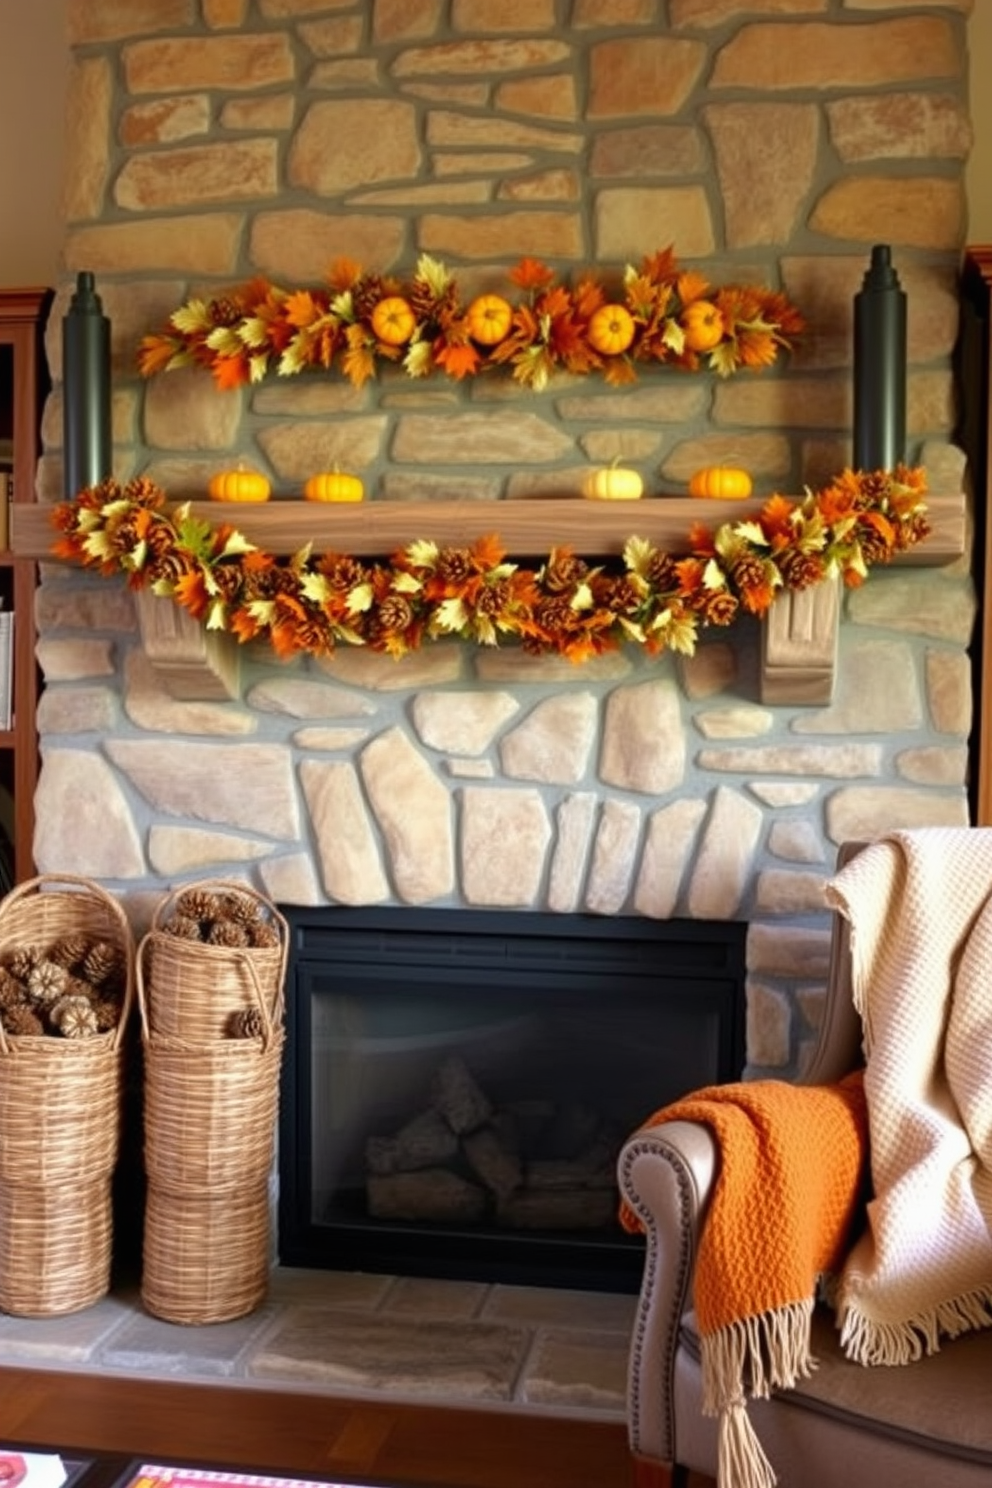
left=278, top=907, right=746, bottom=1292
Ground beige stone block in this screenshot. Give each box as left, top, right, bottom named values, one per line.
left=588, top=38, right=706, bottom=117
left=68, top=0, right=193, bottom=44
left=695, top=706, right=773, bottom=740
left=714, top=374, right=849, bottom=429
left=393, top=411, right=573, bottom=464
left=64, top=57, right=112, bottom=223
left=353, top=181, right=492, bottom=207
left=825, top=785, right=969, bottom=842
left=895, top=745, right=968, bottom=786
left=36, top=579, right=137, bottom=635
left=222, top=94, right=296, bottom=131
left=677, top=641, right=737, bottom=699
left=433, top=150, right=531, bottom=175
left=124, top=647, right=248, bottom=727
left=705, top=103, right=818, bottom=247
left=258, top=417, right=388, bottom=479
left=827, top=91, right=971, bottom=163
left=250, top=209, right=406, bottom=280
left=36, top=686, right=117, bottom=737
left=578, top=429, right=661, bottom=464
left=767, top=820, right=826, bottom=864
left=36, top=637, right=115, bottom=683
left=406, top=84, right=493, bottom=108
left=123, top=35, right=295, bottom=93
left=361, top=728, right=455, bottom=904
left=292, top=726, right=373, bottom=751
left=687, top=785, right=762, bottom=919
left=594, top=187, right=714, bottom=261
left=846, top=573, right=975, bottom=644
left=300, top=759, right=390, bottom=904
left=121, top=95, right=211, bottom=148
left=671, top=0, right=825, bottom=21
left=600, top=678, right=685, bottom=795
left=792, top=639, right=921, bottom=734
left=453, top=0, right=556, bottom=27
left=712, top=17, right=959, bottom=90
left=747, top=922, right=832, bottom=980
left=374, top=0, right=444, bottom=43
left=311, top=60, right=383, bottom=89
left=574, top=0, right=656, bottom=22
left=699, top=741, right=882, bottom=777
left=263, top=846, right=343, bottom=903
left=557, top=385, right=704, bottom=423
left=548, top=792, right=597, bottom=913
left=425, top=111, right=582, bottom=152
left=253, top=381, right=371, bottom=416
left=317, top=644, right=465, bottom=689
left=204, top=0, right=249, bottom=26
left=148, top=825, right=271, bottom=876
left=35, top=751, right=146, bottom=878
left=497, top=169, right=579, bottom=203
left=412, top=690, right=519, bottom=754
left=298, top=16, right=364, bottom=55
left=589, top=125, right=704, bottom=179
left=746, top=982, right=791, bottom=1069
left=755, top=869, right=830, bottom=915
left=633, top=798, right=707, bottom=919
left=584, top=799, right=641, bottom=915
left=380, top=472, right=502, bottom=502
left=474, top=649, right=632, bottom=683
left=260, top=0, right=355, bottom=13
left=908, top=369, right=956, bottom=436
left=289, top=99, right=420, bottom=194
left=925, top=648, right=972, bottom=734
left=144, top=366, right=244, bottom=451
left=64, top=215, right=243, bottom=275
left=445, top=758, right=494, bottom=779
left=116, top=139, right=279, bottom=210
left=247, top=677, right=377, bottom=720
left=394, top=39, right=570, bottom=76
left=496, top=76, right=576, bottom=120
left=749, top=782, right=820, bottom=808
left=810, top=177, right=965, bottom=251
left=460, top=786, right=551, bottom=906
left=500, top=693, right=598, bottom=784
left=108, top=737, right=302, bottom=837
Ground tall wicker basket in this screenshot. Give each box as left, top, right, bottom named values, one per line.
left=136, top=879, right=288, bottom=1325
left=0, top=874, right=135, bottom=1316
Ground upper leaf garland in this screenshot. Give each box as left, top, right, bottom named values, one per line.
left=137, top=248, right=805, bottom=393
left=51, top=468, right=930, bottom=667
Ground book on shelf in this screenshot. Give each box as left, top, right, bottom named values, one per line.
left=0, top=469, right=9, bottom=550
left=0, top=604, right=12, bottom=730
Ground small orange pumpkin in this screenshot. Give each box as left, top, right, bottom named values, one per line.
left=304, top=471, right=364, bottom=503
left=681, top=300, right=725, bottom=353
left=371, top=295, right=417, bottom=347
left=588, top=303, right=635, bottom=356
left=688, top=466, right=753, bottom=499
left=466, top=293, right=513, bottom=346
left=207, top=467, right=271, bottom=503
left=583, top=462, right=644, bottom=501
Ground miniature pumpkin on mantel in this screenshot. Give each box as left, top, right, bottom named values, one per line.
left=583, top=462, right=644, bottom=501
left=207, top=467, right=271, bottom=502
left=303, top=471, right=364, bottom=503
left=688, top=465, right=753, bottom=499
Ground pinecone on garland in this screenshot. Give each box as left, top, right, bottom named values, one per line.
left=163, top=913, right=203, bottom=941
left=2, top=1004, right=44, bottom=1037
left=229, top=1005, right=264, bottom=1039
left=351, top=272, right=387, bottom=322
left=50, top=994, right=99, bottom=1038
left=27, top=960, right=70, bottom=1006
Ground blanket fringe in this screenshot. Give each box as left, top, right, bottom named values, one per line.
left=840, top=1283, right=992, bottom=1366
left=701, top=1299, right=816, bottom=1410
left=718, top=1400, right=777, bottom=1488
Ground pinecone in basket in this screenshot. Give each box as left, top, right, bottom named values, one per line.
left=6, top=946, right=39, bottom=982
left=0, top=965, right=25, bottom=1009
left=249, top=921, right=281, bottom=950
left=50, top=994, right=99, bottom=1038
left=163, top=913, right=203, bottom=941
left=229, top=1005, right=265, bottom=1039
left=81, top=940, right=125, bottom=988
left=175, top=888, right=224, bottom=924
left=92, top=996, right=123, bottom=1033
left=221, top=892, right=263, bottom=928
left=48, top=933, right=92, bottom=972
left=207, top=918, right=251, bottom=948
left=2, top=1004, right=44, bottom=1037
left=26, top=959, right=70, bottom=1006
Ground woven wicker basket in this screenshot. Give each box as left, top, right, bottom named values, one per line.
left=141, top=880, right=288, bottom=1043
left=137, top=882, right=287, bottom=1324
left=0, top=874, right=135, bottom=1316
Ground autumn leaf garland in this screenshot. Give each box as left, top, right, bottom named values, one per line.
left=137, top=248, right=805, bottom=394
left=51, top=467, right=931, bottom=666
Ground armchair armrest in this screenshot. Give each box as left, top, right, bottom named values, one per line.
left=617, top=1119, right=719, bottom=1465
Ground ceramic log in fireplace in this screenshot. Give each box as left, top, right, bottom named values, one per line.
left=277, top=907, right=746, bottom=1293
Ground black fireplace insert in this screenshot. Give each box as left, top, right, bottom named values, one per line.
left=278, top=906, right=746, bottom=1293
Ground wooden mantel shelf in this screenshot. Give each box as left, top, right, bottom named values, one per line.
left=12, top=491, right=967, bottom=707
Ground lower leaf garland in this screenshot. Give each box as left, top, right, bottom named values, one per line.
left=51, top=466, right=930, bottom=666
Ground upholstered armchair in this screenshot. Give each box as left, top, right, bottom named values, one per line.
left=617, top=841, right=992, bottom=1488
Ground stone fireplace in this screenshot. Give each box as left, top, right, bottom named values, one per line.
left=19, top=0, right=980, bottom=1178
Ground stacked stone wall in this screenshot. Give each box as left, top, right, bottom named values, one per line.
left=34, top=0, right=978, bottom=1074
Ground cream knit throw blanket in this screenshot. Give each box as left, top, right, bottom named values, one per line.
left=827, top=827, right=992, bottom=1365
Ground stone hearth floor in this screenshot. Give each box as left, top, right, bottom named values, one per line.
left=0, top=1268, right=636, bottom=1420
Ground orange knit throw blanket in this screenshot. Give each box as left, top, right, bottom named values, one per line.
left=621, top=1072, right=868, bottom=1488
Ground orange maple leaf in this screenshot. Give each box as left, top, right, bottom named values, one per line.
left=510, top=256, right=556, bottom=291
left=138, top=335, right=181, bottom=377
left=213, top=355, right=251, bottom=391
left=537, top=285, right=573, bottom=322
left=572, top=276, right=605, bottom=320
left=327, top=257, right=363, bottom=291
left=760, top=494, right=798, bottom=539
left=602, top=357, right=638, bottom=387
left=470, top=533, right=507, bottom=571
left=640, top=247, right=679, bottom=286
left=340, top=340, right=377, bottom=388
left=676, top=271, right=711, bottom=307
left=434, top=340, right=482, bottom=380
left=284, top=290, right=325, bottom=329
left=173, top=570, right=212, bottom=620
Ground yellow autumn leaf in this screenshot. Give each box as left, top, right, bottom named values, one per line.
left=172, top=299, right=213, bottom=334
